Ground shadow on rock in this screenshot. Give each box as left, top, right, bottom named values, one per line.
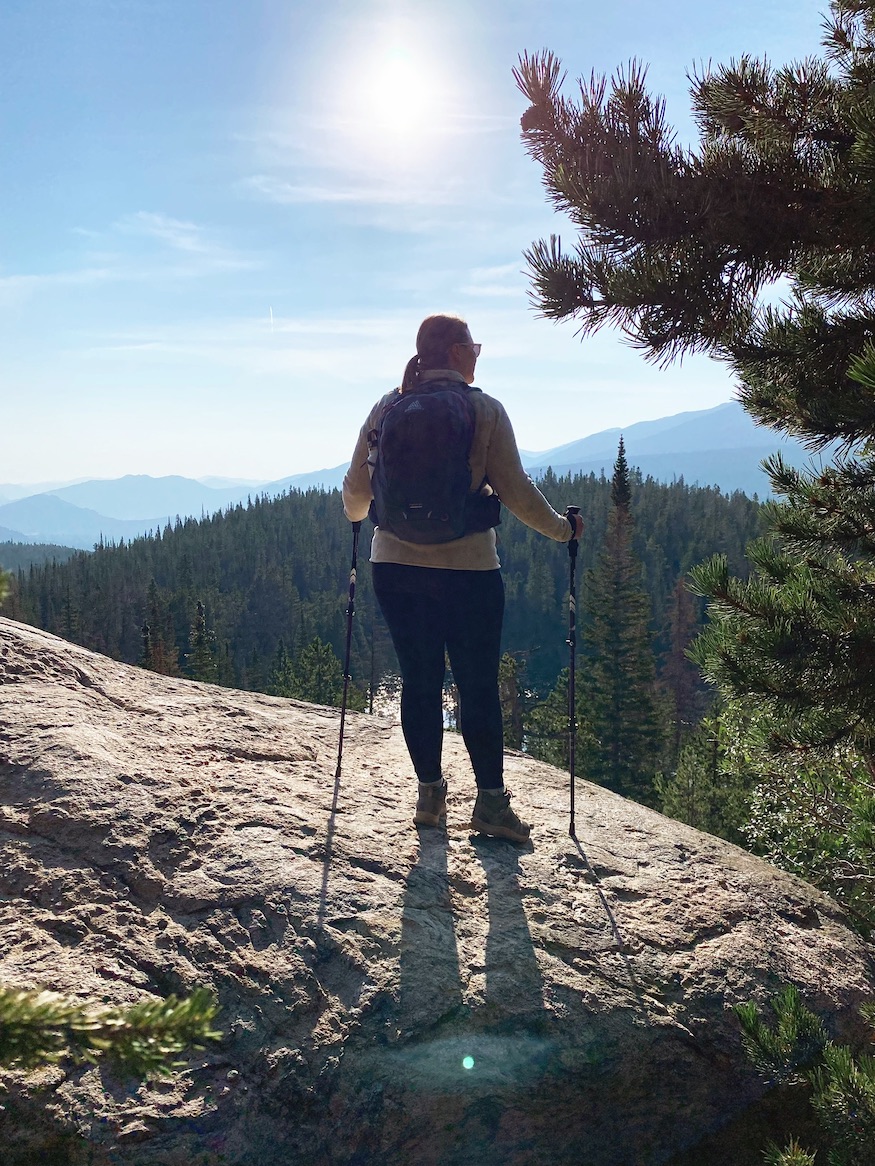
left=399, top=825, right=462, bottom=1030
left=470, top=835, right=546, bottom=1028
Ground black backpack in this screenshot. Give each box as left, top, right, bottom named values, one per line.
left=368, top=380, right=501, bottom=544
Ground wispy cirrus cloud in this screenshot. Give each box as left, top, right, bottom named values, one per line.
left=0, top=213, right=261, bottom=306
left=75, top=309, right=413, bottom=384
left=119, top=211, right=213, bottom=253
left=0, top=266, right=116, bottom=307
left=115, top=211, right=259, bottom=270
left=242, top=173, right=463, bottom=208
left=462, top=262, right=527, bottom=300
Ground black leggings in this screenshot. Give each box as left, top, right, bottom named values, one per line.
left=372, top=563, right=505, bottom=789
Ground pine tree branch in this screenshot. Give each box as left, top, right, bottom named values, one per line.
left=0, top=985, right=221, bottom=1078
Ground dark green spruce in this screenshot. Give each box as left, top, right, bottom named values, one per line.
left=579, top=440, right=664, bottom=803
left=186, top=601, right=220, bottom=683
left=515, top=7, right=875, bottom=1155
left=514, top=2, right=875, bottom=762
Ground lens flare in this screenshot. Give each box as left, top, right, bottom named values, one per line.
left=462, top=1055, right=475, bottom=1071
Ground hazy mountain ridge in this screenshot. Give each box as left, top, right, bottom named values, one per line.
left=46, top=475, right=250, bottom=521
left=520, top=405, right=747, bottom=466
left=521, top=402, right=825, bottom=471
left=0, top=542, right=77, bottom=571
left=0, top=468, right=350, bottom=549
left=43, top=467, right=351, bottom=521
left=0, top=495, right=172, bottom=549
left=0, top=526, right=34, bottom=544
left=0, top=401, right=829, bottom=549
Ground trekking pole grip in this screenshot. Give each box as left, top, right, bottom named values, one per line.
left=565, top=506, right=581, bottom=556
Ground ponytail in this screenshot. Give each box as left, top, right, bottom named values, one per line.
left=399, top=313, right=469, bottom=394
left=401, top=354, right=420, bottom=394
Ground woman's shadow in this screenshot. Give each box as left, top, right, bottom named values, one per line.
left=470, top=835, right=545, bottom=1030
left=394, top=827, right=553, bottom=1153
left=398, top=828, right=545, bottom=1033
left=398, top=825, right=463, bottom=1031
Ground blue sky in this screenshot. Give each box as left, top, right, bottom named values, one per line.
left=1, top=0, right=825, bottom=483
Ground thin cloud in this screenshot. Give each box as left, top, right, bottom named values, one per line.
left=449, top=112, right=517, bottom=134
left=242, top=173, right=461, bottom=207
left=244, top=111, right=512, bottom=154
left=0, top=267, right=115, bottom=306
left=72, top=310, right=417, bottom=385
left=115, top=211, right=259, bottom=270
left=462, top=262, right=527, bottom=299
left=0, top=214, right=260, bottom=306
left=120, top=212, right=212, bottom=253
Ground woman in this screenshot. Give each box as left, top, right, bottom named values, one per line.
left=342, top=314, right=583, bottom=842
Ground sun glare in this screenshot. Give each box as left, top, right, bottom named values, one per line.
left=364, top=47, right=431, bottom=136
left=340, top=36, right=449, bottom=165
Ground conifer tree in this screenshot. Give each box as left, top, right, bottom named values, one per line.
left=0, top=984, right=220, bottom=1078
left=656, top=704, right=750, bottom=844
left=270, top=636, right=365, bottom=710
left=581, top=440, right=664, bottom=802
left=10, top=478, right=758, bottom=714
left=661, top=575, right=708, bottom=763
left=186, top=601, right=219, bottom=683
left=526, top=665, right=597, bottom=770
left=141, top=621, right=153, bottom=670
left=526, top=667, right=572, bottom=768
left=142, top=580, right=179, bottom=676
left=736, top=985, right=875, bottom=1165
left=513, top=3, right=875, bottom=763
left=498, top=652, right=524, bottom=750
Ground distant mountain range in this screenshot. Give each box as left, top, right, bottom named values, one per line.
left=518, top=402, right=836, bottom=490
left=0, top=402, right=836, bottom=551
left=0, top=466, right=349, bottom=550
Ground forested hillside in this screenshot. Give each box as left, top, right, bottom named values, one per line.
left=3, top=474, right=761, bottom=701
left=0, top=542, right=77, bottom=572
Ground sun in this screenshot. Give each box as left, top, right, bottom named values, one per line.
left=341, top=38, right=447, bottom=163
left=362, top=46, right=433, bottom=137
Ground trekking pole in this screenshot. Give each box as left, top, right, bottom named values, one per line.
left=565, top=506, right=580, bottom=837
left=335, top=521, right=361, bottom=781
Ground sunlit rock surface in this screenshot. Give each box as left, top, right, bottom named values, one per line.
left=1, top=616, right=873, bottom=1166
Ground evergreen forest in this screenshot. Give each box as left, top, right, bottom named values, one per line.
left=0, top=542, right=76, bottom=572
left=2, top=469, right=760, bottom=750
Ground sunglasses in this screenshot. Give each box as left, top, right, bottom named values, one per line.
left=459, top=342, right=482, bottom=357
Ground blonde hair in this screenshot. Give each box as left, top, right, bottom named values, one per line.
left=401, top=314, right=469, bottom=393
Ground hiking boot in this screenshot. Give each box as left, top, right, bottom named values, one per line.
left=414, top=779, right=447, bottom=827
left=470, top=787, right=531, bottom=843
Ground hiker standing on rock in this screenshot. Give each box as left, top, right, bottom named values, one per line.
left=342, top=314, right=583, bottom=842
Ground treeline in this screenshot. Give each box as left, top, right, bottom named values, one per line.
left=2, top=473, right=761, bottom=707
left=0, top=542, right=77, bottom=571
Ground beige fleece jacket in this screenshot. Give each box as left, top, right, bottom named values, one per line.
left=341, top=370, right=573, bottom=570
